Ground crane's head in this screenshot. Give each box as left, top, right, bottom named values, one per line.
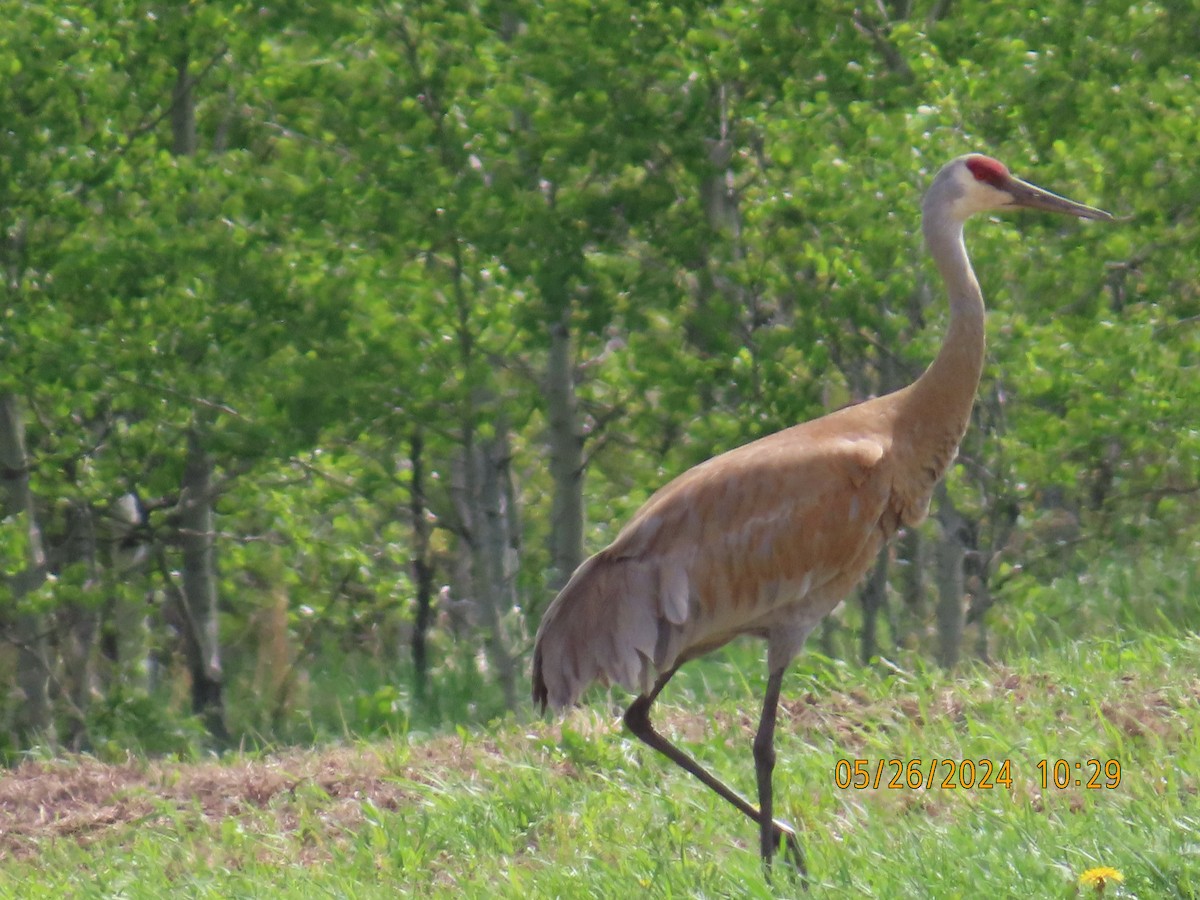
left=930, top=154, right=1113, bottom=224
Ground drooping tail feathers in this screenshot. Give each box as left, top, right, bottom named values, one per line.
left=531, top=549, right=693, bottom=712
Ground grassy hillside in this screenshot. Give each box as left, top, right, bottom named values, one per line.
left=2, top=626, right=1197, bottom=898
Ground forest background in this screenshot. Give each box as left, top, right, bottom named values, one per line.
left=1, top=0, right=1197, bottom=759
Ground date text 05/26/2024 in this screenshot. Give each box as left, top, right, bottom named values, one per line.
left=833, top=758, right=1122, bottom=791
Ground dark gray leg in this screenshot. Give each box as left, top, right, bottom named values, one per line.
left=623, top=667, right=807, bottom=883
left=753, top=666, right=807, bottom=877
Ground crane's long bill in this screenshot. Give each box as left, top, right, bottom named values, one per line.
left=1005, top=175, right=1114, bottom=221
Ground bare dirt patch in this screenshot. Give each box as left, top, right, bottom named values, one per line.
left=0, top=730, right=534, bottom=864
left=0, top=745, right=416, bottom=862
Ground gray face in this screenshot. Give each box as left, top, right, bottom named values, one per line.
left=924, top=155, right=1112, bottom=226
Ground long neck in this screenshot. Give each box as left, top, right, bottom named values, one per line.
left=897, top=207, right=987, bottom=473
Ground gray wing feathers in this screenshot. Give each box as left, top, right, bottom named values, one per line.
left=533, top=551, right=695, bottom=709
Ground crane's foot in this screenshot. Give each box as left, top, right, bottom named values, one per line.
left=763, top=818, right=809, bottom=889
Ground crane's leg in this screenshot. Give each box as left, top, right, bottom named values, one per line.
left=754, top=665, right=806, bottom=875
left=623, top=669, right=807, bottom=883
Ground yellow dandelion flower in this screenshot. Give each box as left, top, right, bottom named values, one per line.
left=1079, top=866, right=1124, bottom=892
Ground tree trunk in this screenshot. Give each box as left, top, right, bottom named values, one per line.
left=474, top=430, right=519, bottom=710
left=449, top=425, right=519, bottom=712
left=0, top=393, right=53, bottom=747
left=971, top=591, right=992, bottom=664
left=858, top=547, right=889, bottom=664
left=165, top=45, right=228, bottom=741
left=409, top=429, right=435, bottom=708
left=256, top=573, right=294, bottom=733
left=700, top=84, right=740, bottom=238
left=934, top=485, right=967, bottom=670
left=895, top=527, right=927, bottom=648
left=100, top=493, right=152, bottom=695
left=178, top=430, right=229, bottom=742
left=443, top=230, right=519, bottom=710
left=545, top=311, right=583, bottom=589
left=171, top=50, right=197, bottom=156
left=58, top=499, right=99, bottom=750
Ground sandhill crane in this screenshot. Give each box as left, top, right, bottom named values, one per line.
left=532, top=155, right=1112, bottom=876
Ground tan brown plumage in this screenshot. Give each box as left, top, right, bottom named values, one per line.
left=532, top=154, right=1112, bottom=877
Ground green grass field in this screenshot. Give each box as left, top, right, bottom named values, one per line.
left=2, top=624, right=1197, bottom=898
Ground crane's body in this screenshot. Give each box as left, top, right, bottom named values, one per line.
left=534, top=382, right=959, bottom=710
left=532, top=154, right=1112, bottom=878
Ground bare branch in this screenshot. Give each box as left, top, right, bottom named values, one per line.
left=851, top=7, right=915, bottom=82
